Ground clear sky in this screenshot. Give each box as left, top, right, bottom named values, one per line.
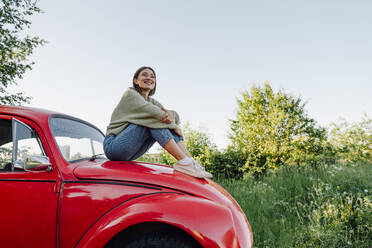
left=18, top=0, right=372, bottom=149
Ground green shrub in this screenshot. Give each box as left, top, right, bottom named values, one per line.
left=329, top=114, right=372, bottom=165
left=208, top=148, right=245, bottom=179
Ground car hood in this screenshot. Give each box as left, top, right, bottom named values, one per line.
left=73, top=160, right=236, bottom=206
left=73, top=160, right=252, bottom=246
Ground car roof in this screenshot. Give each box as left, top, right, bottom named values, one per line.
left=0, top=105, right=59, bottom=123
left=0, top=105, right=104, bottom=135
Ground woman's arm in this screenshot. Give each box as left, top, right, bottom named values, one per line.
left=161, top=107, right=173, bottom=124
left=110, top=89, right=179, bottom=129
left=124, top=90, right=165, bottom=120
left=150, top=97, right=180, bottom=125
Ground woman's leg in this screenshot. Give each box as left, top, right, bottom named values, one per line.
left=149, top=128, right=187, bottom=161
left=164, top=129, right=193, bottom=158
left=176, top=141, right=192, bottom=158
left=105, top=126, right=212, bottom=177
left=165, top=130, right=212, bottom=177
left=105, top=124, right=154, bottom=161
left=150, top=129, right=195, bottom=160
left=105, top=125, right=189, bottom=161
left=127, top=136, right=156, bottom=161
left=163, top=139, right=187, bottom=160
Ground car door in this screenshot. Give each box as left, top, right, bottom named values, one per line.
left=0, top=116, right=60, bottom=247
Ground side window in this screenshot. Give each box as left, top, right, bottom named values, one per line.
left=0, top=118, right=45, bottom=172
left=0, top=120, right=12, bottom=170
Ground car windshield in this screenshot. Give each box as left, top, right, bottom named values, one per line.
left=49, top=117, right=105, bottom=163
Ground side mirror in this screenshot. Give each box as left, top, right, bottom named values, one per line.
left=24, top=155, right=53, bottom=172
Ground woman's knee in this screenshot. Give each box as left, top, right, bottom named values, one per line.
left=171, top=130, right=183, bottom=143
left=149, top=128, right=174, bottom=147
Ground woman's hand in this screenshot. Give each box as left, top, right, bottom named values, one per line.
left=174, top=126, right=183, bottom=137
left=161, top=107, right=174, bottom=124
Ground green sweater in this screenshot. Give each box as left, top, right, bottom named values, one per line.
left=106, top=88, right=180, bottom=136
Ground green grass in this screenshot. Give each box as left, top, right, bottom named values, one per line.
left=216, top=164, right=372, bottom=248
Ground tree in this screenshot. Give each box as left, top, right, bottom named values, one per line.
left=0, top=0, right=45, bottom=105
left=229, top=82, right=328, bottom=177
left=329, top=114, right=372, bottom=165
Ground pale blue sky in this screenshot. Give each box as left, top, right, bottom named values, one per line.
left=19, top=0, right=372, bottom=149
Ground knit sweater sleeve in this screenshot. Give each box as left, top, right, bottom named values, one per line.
left=125, top=90, right=165, bottom=120
left=150, top=98, right=180, bottom=125
left=106, top=89, right=178, bottom=135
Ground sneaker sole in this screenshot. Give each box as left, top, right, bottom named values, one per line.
left=173, top=164, right=206, bottom=178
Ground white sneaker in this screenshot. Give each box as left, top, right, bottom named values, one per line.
left=192, top=159, right=213, bottom=178
left=174, top=159, right=213, bottom=178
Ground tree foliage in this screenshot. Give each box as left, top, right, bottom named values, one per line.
left=229, top=82, right=328, bottom=177
left=329, top=114, right=372, bottom=165
left=0, top=0, right=44, bottom=105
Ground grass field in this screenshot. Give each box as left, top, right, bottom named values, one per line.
left=216, top=164, right=372, bottom=248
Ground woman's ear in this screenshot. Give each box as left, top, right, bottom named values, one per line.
left=133, top=78, right=138, bottom=85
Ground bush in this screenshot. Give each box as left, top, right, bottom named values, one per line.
left=329, top=114, right=372, bottom=165
left=208, top=148, right=245, bottom=179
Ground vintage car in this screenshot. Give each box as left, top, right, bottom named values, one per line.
left=0, top=105, right=253, bottom=248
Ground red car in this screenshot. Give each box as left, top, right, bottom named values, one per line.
left=0, top=105, right=253, bottom=248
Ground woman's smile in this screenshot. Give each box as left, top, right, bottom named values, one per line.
left=144, top=80, right=154, bottom=86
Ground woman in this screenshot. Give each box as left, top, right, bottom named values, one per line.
left=104, top=66, right=212, bottom=178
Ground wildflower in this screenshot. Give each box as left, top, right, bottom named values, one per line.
left=343, top=192, right=347, bottom=195
left=365, top=189, right=369, bottom=193
left=347, top=241, right=352, bottom=245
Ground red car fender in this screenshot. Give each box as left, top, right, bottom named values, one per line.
left=75, top=192, right=241, bottom=248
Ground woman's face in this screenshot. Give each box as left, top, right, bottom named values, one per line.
left=134, top=68, right=156, bottom=91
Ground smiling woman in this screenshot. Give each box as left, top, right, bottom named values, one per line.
left=104, top=66, right=213, bottom=178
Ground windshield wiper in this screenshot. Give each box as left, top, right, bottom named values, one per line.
left=89, top=153, right=106, bottom=161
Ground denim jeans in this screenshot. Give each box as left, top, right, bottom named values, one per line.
left=104, top=124, right=183, bottom=161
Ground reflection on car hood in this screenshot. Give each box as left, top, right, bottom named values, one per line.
left=73, top=160, right=233, bottom=205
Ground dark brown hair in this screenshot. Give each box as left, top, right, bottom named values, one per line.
left=132, top=66, right=157, bottom=97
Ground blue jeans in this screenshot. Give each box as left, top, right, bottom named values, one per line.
left=104, top=124, right=183, bottom=161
